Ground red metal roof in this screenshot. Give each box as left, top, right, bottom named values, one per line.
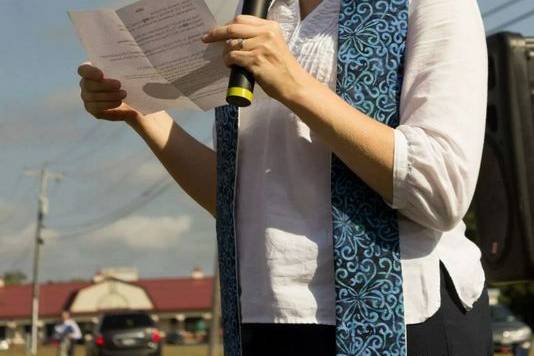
left=0, top=277, right=213, bottom=320
left=136, top=278, right=213, bottom=312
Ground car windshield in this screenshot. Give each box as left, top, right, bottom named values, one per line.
left=101, top=313, right=154, bottom=331
left=490, top=304, right=517, bottom=323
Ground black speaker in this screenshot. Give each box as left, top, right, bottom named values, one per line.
left=473, top=32, right=534, bottom=283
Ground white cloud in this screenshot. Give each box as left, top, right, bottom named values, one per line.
left=47, top=215, right=192, bottom=250
left=0, top=223, right=35, bottom=273
left=0, top=199, right=11, bottom=220
left=0, top=87, right=84, bottom=144
left=98, top=215, right=192, bottom=249
left=0, top=210, right=214, bottom=281
left=0, top=223, right=35, bottom=251
left=43, top=87, right=82, bottom=115
left=132, top=160, right=168, bottom=184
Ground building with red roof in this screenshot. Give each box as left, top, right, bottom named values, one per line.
left=0, top=268, right=214, bottom=346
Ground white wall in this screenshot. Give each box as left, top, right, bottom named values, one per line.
left=70, top=280, right=153, bottom=313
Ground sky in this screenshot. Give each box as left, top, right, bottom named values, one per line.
left=0, top=0, right=533, bottom=283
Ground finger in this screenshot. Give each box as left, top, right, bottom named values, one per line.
left=225, top=15, right=268, bottom=26
left=223, top=37, right=261, bottom=54
left=78, top=62, right=104, bottom=81
left=80, top=78, right=122, bottom=92
left=101, top=105, right=140, bottom=122
left=85, top=101, right=123, bottom=115
left=224, top=50, right=256, bottom=70
left=202, top=24, right=262, bottom=43
left=81, top=90, right=127, bottom=103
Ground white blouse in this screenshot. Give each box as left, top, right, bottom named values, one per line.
left=216, top=0, right=488, bottom=325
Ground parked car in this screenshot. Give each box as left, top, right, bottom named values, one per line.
left=87, top=311, right=162, bottom=356
left=491, top=303, right=532, bottom=356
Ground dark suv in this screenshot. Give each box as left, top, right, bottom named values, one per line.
left=87, top=311, right=162, bottom=356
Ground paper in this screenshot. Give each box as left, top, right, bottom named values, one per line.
left=69, top=0, right=230, bottom=114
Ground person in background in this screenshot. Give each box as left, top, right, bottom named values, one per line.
left=54, top=311, right=82, bottom=356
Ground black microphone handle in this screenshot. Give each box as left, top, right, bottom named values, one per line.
left=226, top=0, right=272, bottom=107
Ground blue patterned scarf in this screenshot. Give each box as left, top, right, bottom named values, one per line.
left=214, top=0, right=409, bottom=354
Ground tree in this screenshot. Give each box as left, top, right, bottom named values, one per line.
left=3, top=270, right=27, bottom=285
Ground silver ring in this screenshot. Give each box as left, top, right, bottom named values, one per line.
left=237, top=38, right=245, bottom=50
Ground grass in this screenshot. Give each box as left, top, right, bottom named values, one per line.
left=6, top=344, right=534, bottom=356
left=6, top=344, right=223, bottom=356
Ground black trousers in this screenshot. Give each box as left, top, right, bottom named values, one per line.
left=241, top=262, right=493, bottom=356
left=67, top=342, right=75, bottom=356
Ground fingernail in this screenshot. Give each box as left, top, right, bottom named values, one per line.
left=201, top=33, right=209, bottom=41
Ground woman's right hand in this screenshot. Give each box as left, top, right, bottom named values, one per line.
left=78, top=62, right=142, bottom=124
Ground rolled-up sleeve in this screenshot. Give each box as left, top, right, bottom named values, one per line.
left=390, top=0, right=488, bottom=232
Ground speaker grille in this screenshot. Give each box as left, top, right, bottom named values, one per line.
left=476, top=141, right=509, bottom=263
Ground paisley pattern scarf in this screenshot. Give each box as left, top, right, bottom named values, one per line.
left=214, top=0, right=409, bottom=354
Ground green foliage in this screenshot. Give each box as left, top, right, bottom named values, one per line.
left=464, top=208, right=479, bottom=244
left=498, top=282, right=534, bottom=328
left=3, top=270, right=27, bottom=285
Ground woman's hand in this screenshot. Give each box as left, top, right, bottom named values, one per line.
left=77, top=63, right=217, bottom=216
left=78, top=62, right=143, bottom=124
left=201, top=15, right=311, bottom=103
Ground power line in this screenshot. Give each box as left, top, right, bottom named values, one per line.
left=60, top=149, right=151, bottom=179
left=2, top=115, right=213, bottom=250
left=49, top=151, right=155, bottom=221
left=50, top=111, right=196, bottom=181
left=482, top=0, right=525, bottom=18
left=43, top=111, right=196, bottom=221
left=50, top=109, right=195, bottom=173
left=2, top=239, right=33, bottom=272
left=46, top=123, right=103, bottom=166
left=0, top=230, right=33, bottom=259
left=51, top=177, right=170, bottom=230
left=49, top=126, right=125, bottom=170
left=51, top=126, right=211, bottom=223
left=487, top=7, right=534, bottom=33
left=52, top=131, right=213, bottom=238
left=0, top=171, right=24, bottom=203
left=0, top=218, right=34, bottom=273
left=61, top=127, right=125, bottom=166
left=51, top=187, right=172, bottom=242
left=49, top=179, right=173, bottom=241
left=0, top=176, right=33, bottom=226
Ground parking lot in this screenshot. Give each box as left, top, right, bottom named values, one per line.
left=5, top=342, right=534, bottom=356
left=6, top=344, right=223, bottom=356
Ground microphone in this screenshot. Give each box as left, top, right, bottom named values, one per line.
left=226, top=0, right=272, bottom=107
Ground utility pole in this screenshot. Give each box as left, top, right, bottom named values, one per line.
left=25, top=166, right=62, bottom=356
left=208, top=252, right=221, bottom=356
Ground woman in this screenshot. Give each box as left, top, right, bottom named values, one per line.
left=53, top=311, right=81, bottom=356
left=77, top=0, right=492, bottom=354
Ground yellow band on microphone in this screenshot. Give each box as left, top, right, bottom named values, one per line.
left=227, top=87, right=254, bottom=107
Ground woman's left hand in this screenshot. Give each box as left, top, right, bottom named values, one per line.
left=201, top=15, right=310, bottom=103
